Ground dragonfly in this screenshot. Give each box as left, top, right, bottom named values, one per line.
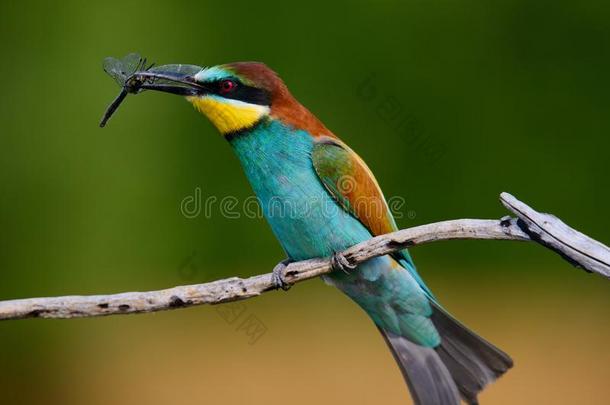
left=99, top=53, right=203, bottom=127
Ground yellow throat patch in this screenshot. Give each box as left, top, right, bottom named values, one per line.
left=187, top=96, right=269, bottom=134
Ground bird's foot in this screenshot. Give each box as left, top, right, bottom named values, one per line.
left=271, top=259, right=292, bottom=291
left=331, top=251, right=357, bottom=274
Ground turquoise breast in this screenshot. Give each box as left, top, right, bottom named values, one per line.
left=229, top=119, right=373, bottom=261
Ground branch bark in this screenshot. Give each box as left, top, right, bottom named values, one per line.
left=1, top=192, right=607, bottom=321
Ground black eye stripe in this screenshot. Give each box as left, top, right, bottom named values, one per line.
left=208, top=80, right=271, bottom=106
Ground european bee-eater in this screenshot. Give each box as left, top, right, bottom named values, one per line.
left=115, top=61, right=512, bottom=404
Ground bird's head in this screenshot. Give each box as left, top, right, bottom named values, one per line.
left=186, top=62, right=278, bottom=135
left=134, top=61, right=330, bottom=137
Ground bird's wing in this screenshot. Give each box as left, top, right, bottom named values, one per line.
left=312, top=136, right=397, bottom=236
left=311, top=136, right=431, bottom=295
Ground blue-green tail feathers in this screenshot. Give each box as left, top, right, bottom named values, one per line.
left=380, top=326, right=461, bottom=404
left=431, top=303, right=513, bottom=404
left=380, top=303, right=513, bottom=405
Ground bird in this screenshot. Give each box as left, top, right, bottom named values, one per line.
left=127, top=61, right=513, bottom=404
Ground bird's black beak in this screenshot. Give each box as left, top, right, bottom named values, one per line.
left=128, top=66, right=207, bottom=96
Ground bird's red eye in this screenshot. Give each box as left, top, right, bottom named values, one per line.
left=219, top=80, right=236, bottom=94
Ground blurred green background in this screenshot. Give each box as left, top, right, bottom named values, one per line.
left=1, top=0, right=609, bottom=404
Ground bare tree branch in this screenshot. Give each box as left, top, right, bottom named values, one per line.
left=500, top=192, right=610, bottom=277
left=0, top=193, right=607, bottom=321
